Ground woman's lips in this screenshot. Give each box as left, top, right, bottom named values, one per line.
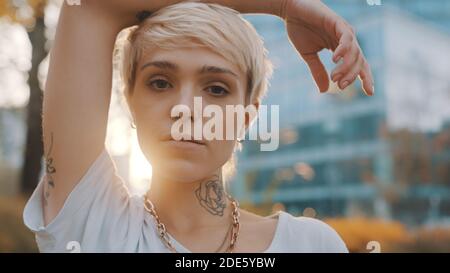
left=179, top=139, right=205, bottom=145
left=161, top=133, right=207, bottom=151
left=165, top=139, right=207, bottom=149
left=162, top=134, right=206, bottom=145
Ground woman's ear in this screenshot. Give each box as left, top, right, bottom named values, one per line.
left=239, top=101, right=259, bottom=139
left=245, top=101, right=259, bottom=129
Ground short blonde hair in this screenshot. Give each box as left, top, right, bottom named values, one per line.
left=119, top=2, right=273, bottom=105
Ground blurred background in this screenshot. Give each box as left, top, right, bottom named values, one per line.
left=0, top=0, right=449, bottom=252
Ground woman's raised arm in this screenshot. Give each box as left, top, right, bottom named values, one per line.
left=41, top=2, right=125, bottom=225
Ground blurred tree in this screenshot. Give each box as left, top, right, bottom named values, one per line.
left=389, top=129, right=432, bottom=186
left=432, top=124, right=450, bottom=185
left=0, top=0, right=47, bottom=194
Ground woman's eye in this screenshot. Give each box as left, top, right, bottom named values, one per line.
left=148, top=79, right=172, bottom=90
left=206, top=85, right=229, bottom=96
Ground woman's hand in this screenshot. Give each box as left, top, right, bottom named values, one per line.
left=281, top=0, right=374, bottom=95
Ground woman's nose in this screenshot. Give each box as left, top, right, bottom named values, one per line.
left=172, top=86, right=202, bottom=121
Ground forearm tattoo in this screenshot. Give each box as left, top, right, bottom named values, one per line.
left=43, top=132, right=56, bottom=206
left=195, top=175, right=227, bottom=216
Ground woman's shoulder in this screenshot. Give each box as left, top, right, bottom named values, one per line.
left=277, top=211, right=349, bottom=253
left=284, top=212, right=336, bottom=232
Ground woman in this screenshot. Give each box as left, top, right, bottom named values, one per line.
left=23, top=0, right=373, bottom=253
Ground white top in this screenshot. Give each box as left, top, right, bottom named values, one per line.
left=23, top=148, right=348, bottom=253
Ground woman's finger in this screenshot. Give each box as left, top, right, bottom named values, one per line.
left=339, top=54, right=363, bottom=90
left=332, top=21, right=354, bottom=63
left=302, top=52, right=330, bottom=93
left=332, top=40, right=350, bottom=64
left=359, top=61, right=374, bottom=96
left=331, top=42, right=359, bottom=83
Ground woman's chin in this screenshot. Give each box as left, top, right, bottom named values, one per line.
left=153, top=158, right=213, bottom=183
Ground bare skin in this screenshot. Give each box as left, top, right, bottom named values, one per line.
left=147, top=172, right=279, bottom=252
left=41, top=0, right=372, bottom=252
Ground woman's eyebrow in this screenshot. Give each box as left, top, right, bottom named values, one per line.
left=140, top=61, right=238, bottom=78
left=140, top=61, right=178, bottom=71
left=200, top=65, right=238, bottom=78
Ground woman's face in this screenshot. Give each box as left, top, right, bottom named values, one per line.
left=129, top=46, right=249, bottom=183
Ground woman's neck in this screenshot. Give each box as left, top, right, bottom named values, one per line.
left=146, top=170, right=234, bottom=234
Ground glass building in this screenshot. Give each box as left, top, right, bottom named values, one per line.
left=231, top=0, right=450, bottom=227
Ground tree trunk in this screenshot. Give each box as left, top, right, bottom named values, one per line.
left=21, top=16, right=46, bottom=195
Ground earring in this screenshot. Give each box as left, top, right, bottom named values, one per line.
left=130, top=121, right=136, bottom=129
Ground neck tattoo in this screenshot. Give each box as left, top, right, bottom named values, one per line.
left=195, top=175, right=227, bottom=216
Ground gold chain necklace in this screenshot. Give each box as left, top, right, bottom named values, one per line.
left=144, top=194, right=240, bottom=253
